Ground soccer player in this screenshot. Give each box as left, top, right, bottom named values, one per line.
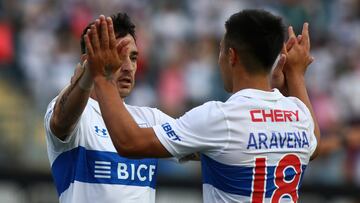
left=86, top=9, right=320, bottom=203
left=44, top=13, right=174, bottom=203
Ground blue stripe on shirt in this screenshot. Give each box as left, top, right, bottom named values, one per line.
left=51, top=146, right=158, bottom=196
left=201, top=154, right=306, bottom=197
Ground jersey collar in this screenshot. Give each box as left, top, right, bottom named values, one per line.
left=227, top=88, right=284, bottom=101
left=88, top=98, right=101, bottom=115
left=88, top=98, right=127, bottom=116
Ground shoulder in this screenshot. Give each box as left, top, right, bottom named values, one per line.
left=179, top=101, right=226, bottom=129
left=125, top=104, right=160, bottom=118
left=183, top=101, right=222, bottom=117
left=286, top=96, right=311, bottom=114
left=44, top=97, right=58, bottom=123
left=283, top=96, right=313, bottom=124
left=125, top=104, right=173, bottom=126
left=126, top=104, right=159, bottom=113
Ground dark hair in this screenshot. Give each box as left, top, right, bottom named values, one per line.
left=80, top=12, right=136, bottom=54
left=224, top=9, right=285, bottom=74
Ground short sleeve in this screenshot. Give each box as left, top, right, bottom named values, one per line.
left=303, top=106, right=317, bottom=156
left=152, top=101, right=230, bottom=159
left=154, top=108, right=175, bottom=125
left=44, top=97, right=82, bottom=155
left=125, top=105, right=175, bottom=127
left=289, top=97, right=318, bottom=156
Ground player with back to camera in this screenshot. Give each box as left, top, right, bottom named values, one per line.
left=85, top=9, right=320, bottom=203
left=44, top=13, right=175, bottom=203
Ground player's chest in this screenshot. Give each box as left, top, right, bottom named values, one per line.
left=83, top=113, right=150, bottom=151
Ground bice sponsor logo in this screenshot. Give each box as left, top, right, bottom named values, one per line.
left=250, top=109, right=299, bottom=122
left=93, top=160, right=156, bottom=182
left=118, top=163, right=156, bottom=182
left=94, top=161, right=111, bottom=179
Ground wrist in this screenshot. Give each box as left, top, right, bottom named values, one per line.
left=93, top=75, right=116, bottom=86
left=285, top=69, right=305, bottom=82
left=285, top=73, right=307, bottom=93
left=93, top=75, right=106, bottom=83
left=78, top=63, right=94, bottom=91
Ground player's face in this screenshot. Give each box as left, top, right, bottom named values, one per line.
left=218, top=37, right=233, bottom=93
left=113, top=34, right=138, bottom=98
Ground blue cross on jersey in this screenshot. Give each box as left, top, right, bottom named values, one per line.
left=94, top=126, right=108, bottom=138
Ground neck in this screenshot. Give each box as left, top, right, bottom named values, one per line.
left=231, top=71, right=272, bottom=93
left=90, top=90, right=125, bottom=102
left=90, top=90, right=98, bottom=101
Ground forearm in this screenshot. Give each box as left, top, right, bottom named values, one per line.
left=51, top=66, right=93, bottom=140
left=93, top=77, right=140, bottom=155
left=286, top=72, right=321, bottom=159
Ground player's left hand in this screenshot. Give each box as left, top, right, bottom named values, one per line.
left=271, top=53, right=286, bottom=93
left=84, top=15, right=130, bottom=81
left=271, top=33, right=297, bottom=95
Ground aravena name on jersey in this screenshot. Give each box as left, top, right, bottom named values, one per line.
left=247, top=109, right=310, bottom=150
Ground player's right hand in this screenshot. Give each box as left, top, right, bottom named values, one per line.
left=84, top=15, right=130, bottom=81
left=283, top=23, right=314, bottom=77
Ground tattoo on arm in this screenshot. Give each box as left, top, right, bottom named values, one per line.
left=58, top=87, right=72, bottom=116
left=57, top=70, right=85, bottom=119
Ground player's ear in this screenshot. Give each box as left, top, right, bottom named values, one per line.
left=228, top=47, right=237, bottom=67
left=80, top=54, right=87, bottom=65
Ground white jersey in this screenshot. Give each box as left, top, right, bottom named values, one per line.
left=44, top=98, right=173, bottom=203
left=153, top=89, right=317, bottom=203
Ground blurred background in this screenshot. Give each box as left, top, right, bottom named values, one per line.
left=0, top=0, right=360, bottom=202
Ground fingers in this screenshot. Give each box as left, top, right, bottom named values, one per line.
left=116, top=38, right=131, bottom=52
left=80, top=54, right=87, bottom=65
left=307, top=56, right=315, bottom=66
left=100, top=15, right=109, bottom=49
left=117, top=39, right=131, bottom=58
left=297, top=35, right=302, bottom=43
left=118, top=39, right=131, bottom=49
left=90, top=24, right=101, bottom=53
left=285, top=36, right=296, bottom=52
left=107, top=17, right=117, bottom=49
left=75, top=63, right=83, bottom=73
left=281, top=43, right=287, bottom=54
left=95, top=19, right=101, bottom=36
left=271, top=54, right=286, bottom=90
left=300, top=22, right=310, bottom=50
left=288, top=26, right=296, bottom=38
left=84, top=29, right=94, bottom=56
left=274, top=54, right=287, bottom=73
left=288, top=26, right=297, bottom=44
left=88, top=15, right=113, bottom=51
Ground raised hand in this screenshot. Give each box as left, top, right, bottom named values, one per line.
left=271, top=31, right=297, bottom=94
left=280, top=23, right=321, bottom=160
left=271, top=23, right=314, bottom=95
left=84, top=15, right=130, bottom=81
left=284, top=23, right=314, bottom=77
left=271, top=53, right=286, bottom=93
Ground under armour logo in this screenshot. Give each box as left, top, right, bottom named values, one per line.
left=94, top=126, right=108, bottom=138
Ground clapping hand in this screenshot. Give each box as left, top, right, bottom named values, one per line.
left=271, top=23, right=314, bottom=95
left=84, top=15, right=131, bottom=81
left=284, top=23, right=314, bottom=77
